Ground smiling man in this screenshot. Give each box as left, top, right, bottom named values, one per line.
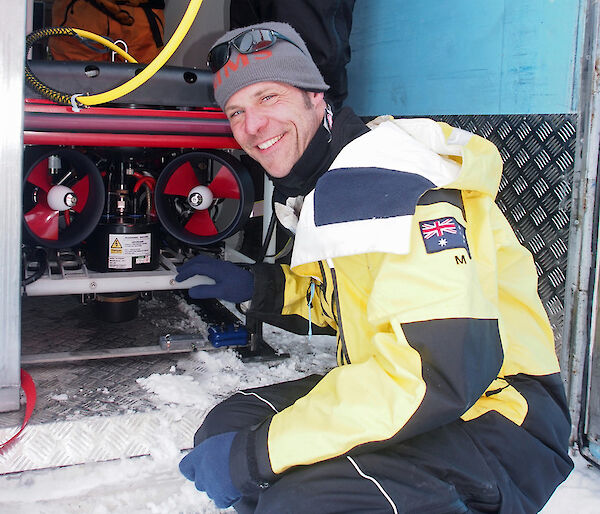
left=177, top=22, right=573, bottom=514
left=224, top=82, right=325, bottom=178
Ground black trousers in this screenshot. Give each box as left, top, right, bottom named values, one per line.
left=194, top=374, right=569, bottom=514
left=229, top=0, right=356, bottom=110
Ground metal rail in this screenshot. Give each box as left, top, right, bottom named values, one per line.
left=23, top=254, right=214, bottom=296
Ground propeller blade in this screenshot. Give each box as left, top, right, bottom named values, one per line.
left=26, top=159, right=52, bottom=191
left=70, top=175, right=90, bottom=213
left=184, top=209, right=218, bottom=236
left=163, top=161, right=200, bottom=196
left=24, top=202, right=60, bottom=240
left=208, top=165, right=240, bottom=199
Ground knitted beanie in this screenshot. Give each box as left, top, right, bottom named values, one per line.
left=208, top=22, right=329, bottom=109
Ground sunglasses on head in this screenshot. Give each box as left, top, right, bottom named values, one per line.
left=207, top=28, right=306, bottom=73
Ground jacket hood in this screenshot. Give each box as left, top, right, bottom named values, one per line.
left=366, top=116, right=503, bottom=199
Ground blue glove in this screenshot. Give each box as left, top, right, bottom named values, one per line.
left=179, top=431, right=241, bottom=509
left=175, top=254, right=254, bottom=303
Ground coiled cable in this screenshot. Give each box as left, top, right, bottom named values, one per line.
left=25, top=27, right=137, bottom=105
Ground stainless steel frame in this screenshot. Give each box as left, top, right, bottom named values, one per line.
left=561, top=0, right=600, bottom=459
left=562, top=0, right=600, bottom=448
left=0, top=1, right=27, bottom=412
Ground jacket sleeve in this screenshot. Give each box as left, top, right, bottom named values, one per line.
left=229, top=197, right=507, bottom=492
left=246, top=262, right=336, bottom=336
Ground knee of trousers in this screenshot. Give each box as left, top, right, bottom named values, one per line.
left=193, top=396, right=241, bottom=446
left=193, top=392, right=276, bottom=447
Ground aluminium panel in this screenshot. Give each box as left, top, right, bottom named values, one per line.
left=0, top=0, right=27, bottom=412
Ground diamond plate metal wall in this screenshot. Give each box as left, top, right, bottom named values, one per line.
left=433, top=114, right=576, bottom=352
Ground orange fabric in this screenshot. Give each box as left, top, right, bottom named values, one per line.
left=49, top=0, right=164, bottom=64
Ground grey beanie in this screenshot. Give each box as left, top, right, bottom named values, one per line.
left=209, top=22, right=329, bottom=109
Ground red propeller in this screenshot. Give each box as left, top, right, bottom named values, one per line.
left=185, top=209, right=218, bottom=236
left=26, top=158, right=51, bottom=191
left=24, top=159, right=90, bottom=240
left=24, top=193, right=60, bottom=240
left=162, top=161, right=240, bottom=236
left=155, top=150, right=254, bottom=246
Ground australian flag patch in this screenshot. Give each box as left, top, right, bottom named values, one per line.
left=419, top=217, right=470, bottom=257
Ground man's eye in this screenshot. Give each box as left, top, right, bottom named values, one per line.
left=262, top=95, right=275, bottom=102
left=229, top=110, right=242, bottom=118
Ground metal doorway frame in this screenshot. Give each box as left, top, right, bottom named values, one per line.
left=561, top=0, right=600, bottom=462
left=0, top=1, right=26, bottom=411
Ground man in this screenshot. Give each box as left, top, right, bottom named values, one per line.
left=229, top=0, right=356, bottom=110
left=177, top=22, right=573, bottom=513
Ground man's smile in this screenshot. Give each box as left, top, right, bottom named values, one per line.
left=257, top=134, right=283, bottom=151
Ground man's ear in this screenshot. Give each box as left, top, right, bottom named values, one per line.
left=309, top=91, right=325, bottom=107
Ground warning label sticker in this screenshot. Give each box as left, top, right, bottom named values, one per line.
left=111, top=238, right=123, bottom=253
left=108, top=233, right=152, bottom=269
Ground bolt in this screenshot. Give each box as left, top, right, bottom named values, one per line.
left=64, top=192, right=77, bottom=208
left=188, top=192, right=202, bottom=207
left=90, top=281, right=97, bottom=289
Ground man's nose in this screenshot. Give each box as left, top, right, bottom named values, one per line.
left=244, top=110, right=267, bottom=135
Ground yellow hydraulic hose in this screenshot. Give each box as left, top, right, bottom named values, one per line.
left=25, top=0, right=204, bottom=107
left=74, top=29, right=138, bottom=63
left=80, top=0, right=204, bottom=106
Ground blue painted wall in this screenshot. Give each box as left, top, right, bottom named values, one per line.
left=346, top=0, right=584, bottom=116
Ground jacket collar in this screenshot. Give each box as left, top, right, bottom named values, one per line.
left=270, top=106, right=369, bottom=202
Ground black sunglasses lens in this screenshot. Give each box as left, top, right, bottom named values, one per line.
left=208, top=43, right=230, bottom=72
left=236, top=29, right=276, bottom=52
left=209, top=29, right=298, bottom=72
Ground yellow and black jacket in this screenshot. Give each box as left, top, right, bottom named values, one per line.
left=232, top=114, right=572, bottom=498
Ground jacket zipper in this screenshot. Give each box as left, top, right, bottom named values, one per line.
left=327, top=259, right=351, bottom=365
left=316, top=261, right=334, bottom=321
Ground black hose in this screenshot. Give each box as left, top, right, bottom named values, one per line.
left=25, top=27, right=81, bottom=105
left=22, top=247, right=48, bottom=286
left=255, top=211, right=277, bottom=264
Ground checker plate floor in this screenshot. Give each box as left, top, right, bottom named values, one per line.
left=0, top=292, right=210, bottom=474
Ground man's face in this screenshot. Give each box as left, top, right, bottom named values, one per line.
left=224, top=81, right=325, bottom=178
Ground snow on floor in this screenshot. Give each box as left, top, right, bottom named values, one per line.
left=1, top=325, right=599, bottom=513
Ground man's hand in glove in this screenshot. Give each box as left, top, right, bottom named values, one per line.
left=179, top=431, right=241, bottom=509
left=175, top=254, right=254, bottom=303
